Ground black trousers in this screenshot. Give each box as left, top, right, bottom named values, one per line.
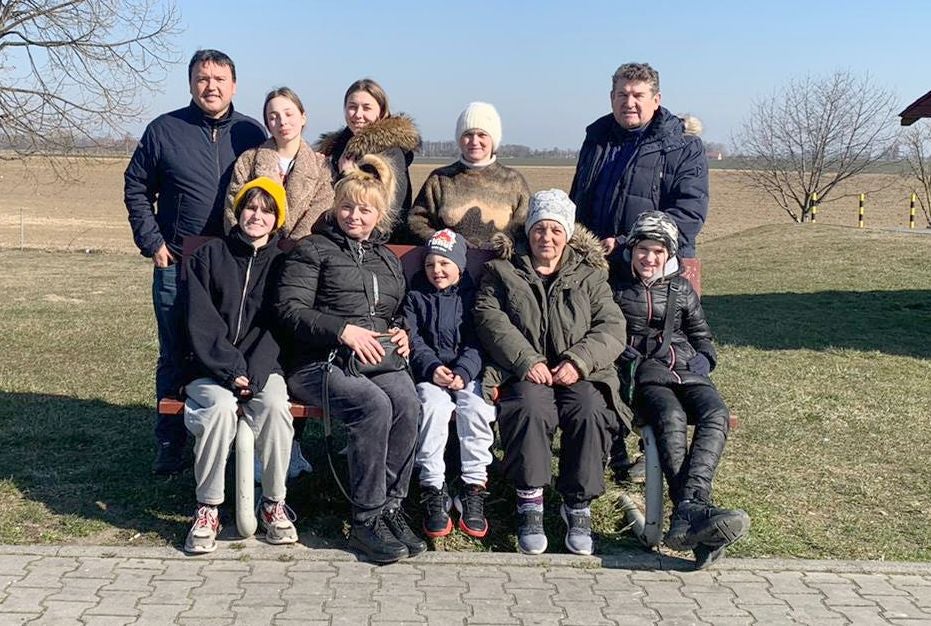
left=635, top=382, right=729, bottom=505
left=288, top=363, right=421, bottom=523
left=496, top=381, right=616, bottom=507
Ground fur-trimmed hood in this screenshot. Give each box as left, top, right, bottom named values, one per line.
left=315, top=114, right=421, bottom=159
left=488, top=224, right=608, bottom=271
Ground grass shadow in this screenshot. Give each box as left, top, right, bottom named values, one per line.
left=704, top=289, right=931, bottom=358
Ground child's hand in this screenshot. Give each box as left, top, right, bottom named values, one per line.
left=387, top=327, right=410, bottom=358
left=448, top=375, right=465, bottom=391
left=433, top=365, right=455, bottom=387
left=525, top=362, right=553, bottom=385
left=551, top=361, right=580, bottom=386
left=233, top=376, right=253, bottom=399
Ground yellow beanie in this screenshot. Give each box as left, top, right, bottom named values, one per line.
left=232, top=177, right=288, bottom=230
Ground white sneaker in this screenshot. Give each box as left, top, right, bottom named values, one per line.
left=184, top=505, right=220, bottom=554
left=288, top=440, right=312, bottom=479
left=257, top=499, right=298, bottom=545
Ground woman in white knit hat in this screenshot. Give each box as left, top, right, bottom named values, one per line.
left=408, top=101, right=530, bottom=248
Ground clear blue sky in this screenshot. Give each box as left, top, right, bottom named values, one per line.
left=138, top=0, right=926, bottom=150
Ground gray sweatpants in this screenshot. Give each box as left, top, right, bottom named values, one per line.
left=415, top=380, right=496, bottom=489
left=184, top=374, right=293, bottom=505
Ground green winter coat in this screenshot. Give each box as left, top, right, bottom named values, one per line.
left=474, top=227, right=631, bottom=428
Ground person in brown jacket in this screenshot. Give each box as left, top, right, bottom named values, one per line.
left=225, top=87, right=334, bottom=240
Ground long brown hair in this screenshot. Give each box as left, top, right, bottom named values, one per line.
left=343, top=78, right=390, bottom=119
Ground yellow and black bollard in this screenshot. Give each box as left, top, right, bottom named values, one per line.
left=810, top=192, right=819, bottom=223
left=858, top=194, right=865, bottom=228
left=910, top=193, right=917, bottom=229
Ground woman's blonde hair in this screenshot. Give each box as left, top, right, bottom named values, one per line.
left=331, top=153, right=397, bottom=233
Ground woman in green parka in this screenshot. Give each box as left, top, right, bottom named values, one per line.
left=473, top=188, right=629, bottom=557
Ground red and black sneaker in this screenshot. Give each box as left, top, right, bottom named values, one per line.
left=420, top=483, right=452, bottom=538
left=454, top=483, right=489, bottom=538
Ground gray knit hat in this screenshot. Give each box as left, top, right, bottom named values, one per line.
left=525, top=189, right=576, bottom=238
left=425, top=228, right=468, bottom=271
left=626, top=210, right=679, bottom=257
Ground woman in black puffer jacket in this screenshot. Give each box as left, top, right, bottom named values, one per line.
left=614, top=210, right=749, bottom=569
left=274, top=154, right=425, bottom=565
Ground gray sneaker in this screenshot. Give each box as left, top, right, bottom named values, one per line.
left=257, top=499, right=298, bottom=545
left=560, top=504, right=593, bottom=556
left=516, top=505, right=547, bottom=555
left=184, top=505, right=220, bottom=554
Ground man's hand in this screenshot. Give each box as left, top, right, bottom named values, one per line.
left=551, top=360, right=581, bottom=386
left=152, top=244, right=175, bottom=268
left=432, top=365, right=455, bottom=387
left=601, top=237, right=617, bottom=256
left=525, top=362, right=553, bottom=385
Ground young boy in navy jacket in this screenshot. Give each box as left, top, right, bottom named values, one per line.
left=182, top=177, right=297, bottom=554
left=404, top=229, right=496, bottom=539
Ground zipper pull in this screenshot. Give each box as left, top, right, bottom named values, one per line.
left=211, top=126, right=217, bottom=143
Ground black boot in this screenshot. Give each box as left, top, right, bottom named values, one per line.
left=664, top=499, right=750, bottom=552
left=382, top=506, right=427, bottom=557
left=349, top=515, right=409, bottom=564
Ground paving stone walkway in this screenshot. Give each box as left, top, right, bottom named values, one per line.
left=0, top=543, right=929, bottom=625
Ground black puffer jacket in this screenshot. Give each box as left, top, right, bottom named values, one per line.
left=274, top=219, right=406, bottom=368
left=184, top=229, right=285, bottom=395
left=613, top=261, right=716, bottom=387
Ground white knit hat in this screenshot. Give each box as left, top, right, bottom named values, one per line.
left=525, top=189, right=576, bottom=238
left=456, top=102, right=502, bottom=152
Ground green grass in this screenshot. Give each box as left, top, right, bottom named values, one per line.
left=1, top=224, right=929, bottom=560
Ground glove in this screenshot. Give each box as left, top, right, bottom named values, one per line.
left=687, top=353, right=712, bottom=377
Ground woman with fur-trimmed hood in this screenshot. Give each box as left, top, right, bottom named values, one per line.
left=315, top=78, right=421, bottom=243
left=273, top=153, right=425, bottom=566
left=224, top=87, right=334, bottom=241
left=473, top=189, right=628, bottom=558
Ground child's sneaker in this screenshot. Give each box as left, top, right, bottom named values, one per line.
left=184, top=505, right=220, bottom=554
left=287, top=440, right=313, bottom=479
left=516, top=505, right=547, bottom=555
left=257, top=499, right=298, bottom=545
left=560, top=504, right=594, bottom=556
left=420, top=483, right=452, bottom=538
left=454, top=483, right=489, bottom=538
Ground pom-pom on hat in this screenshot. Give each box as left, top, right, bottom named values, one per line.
left=525, top=188, right=576, bottom=238
left=456, top=102, right=502, bottom=152
left=626, top=210, right=680, bottom=257
left=425, top=228, right=467, bottom=271
left=233, top=176, right=288, bottom=230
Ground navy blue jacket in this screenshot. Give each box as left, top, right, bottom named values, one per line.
left=403, top=271, right=483, bottom=385
left=184, top=229, right=286, bottom=396
left=124, top=102, right=266, bottom=257
left=570, top=107, right=708, bottom=258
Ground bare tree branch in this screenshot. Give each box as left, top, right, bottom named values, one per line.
left=733, top=71, right=900, bottom=223
left=901, top=122, right=931, bottom=227
left=0, top=0, right=180, bottom=167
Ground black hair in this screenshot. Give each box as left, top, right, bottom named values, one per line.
left=188, top=49, right=236, bottom=81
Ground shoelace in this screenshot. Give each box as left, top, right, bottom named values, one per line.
left=459, top=488, right=487, bottom=516
left=260, top=500, right=296, bottom=525
left=421, top=489, right=448, bottom=517
left=194, top=507, right=218, bottom=531
left=372, top=514, right=397, bottom=541
left=384, top=507, right=416, bottom=534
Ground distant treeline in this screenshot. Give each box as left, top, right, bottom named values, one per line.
left=419, top=140, right=578, bottom=159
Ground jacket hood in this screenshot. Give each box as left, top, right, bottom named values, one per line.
left=316, top=114, right=421, bottom=158
left=491, top=223, right=608, bottom=271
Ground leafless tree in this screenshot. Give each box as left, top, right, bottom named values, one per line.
left=734, top=71, right=899, bottom=222
left=0, top=0, right=179, bottom=160
left=900, top=123, right=931, bottom=228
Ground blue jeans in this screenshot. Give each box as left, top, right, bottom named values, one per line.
left=152, top=264, right=187, bottom=448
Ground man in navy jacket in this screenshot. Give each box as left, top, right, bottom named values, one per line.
left=570, top=62, right=709, bottom=482
left=124, top=49, right=265, bottom=474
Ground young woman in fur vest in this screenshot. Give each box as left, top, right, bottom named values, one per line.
left=315, top=79, right=421, bottom=243
left=225, top=87, right=334, bottom=240
left=408, top=102, right=530, bottom=248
